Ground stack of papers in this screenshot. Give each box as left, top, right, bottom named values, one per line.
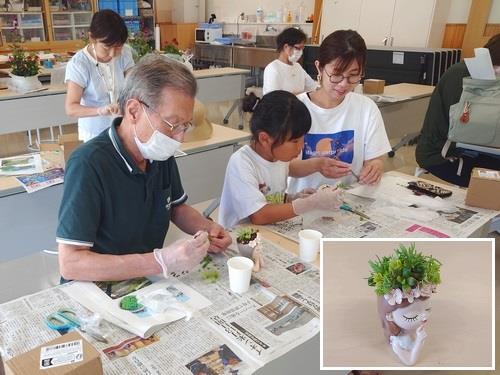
left=464, top=48, right=497, bottom=80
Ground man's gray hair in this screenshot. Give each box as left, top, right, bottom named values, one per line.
left=118, top=54, right=197, bottom=113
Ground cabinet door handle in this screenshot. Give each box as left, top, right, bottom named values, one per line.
left=390, top=36, right=394, bottom=46
left=382, top=37, right=388, bottom=46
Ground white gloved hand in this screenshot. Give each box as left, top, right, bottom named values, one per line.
left=153, top=231, right=209, bottom=277
left=291, top=185, right=343, bottom=215
left=286, top=187, right=317, bottom=202
left=97, top=104, right=120, bottom=116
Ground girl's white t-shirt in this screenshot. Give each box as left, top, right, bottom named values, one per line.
left=219, top=145, right=289, bottom=229
left=287, top=91, right=391, bottom=192
left=263, top=59, right=317, bottom=95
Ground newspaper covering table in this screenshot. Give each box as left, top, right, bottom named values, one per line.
left=268, top=172, right=499, bottom=242
left=0, top=239, right=319, bottom=374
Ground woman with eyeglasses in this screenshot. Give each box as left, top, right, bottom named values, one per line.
left=65, top=9, right=135, bottom=142
left=262, top=27, right=317, bottom=95
left=287, top=30, right=391, bottom=191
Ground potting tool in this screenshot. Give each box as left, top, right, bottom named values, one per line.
left=340, top=202, right=370, bottom=220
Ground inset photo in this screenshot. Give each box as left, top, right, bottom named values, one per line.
left=321, top=239, right=494, bottom=370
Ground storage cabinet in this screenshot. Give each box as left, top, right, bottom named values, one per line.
left=0, top=12, right=45, bottom=42
left=159, top=22, right=197, bottom=51
left=51, top=11, right=92, bottom=40
left=321, top=0, right=451, bottom=48
left=320, top=0, right=362, bottom=40
left=171, top=0, right=205, bottom=24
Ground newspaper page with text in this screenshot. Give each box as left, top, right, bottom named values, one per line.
left=0, top=240, right=319, bottom=374
left=267, top=172, right=498, bottom=241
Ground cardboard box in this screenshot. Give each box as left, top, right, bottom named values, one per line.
left=39, top=133, right=82, bottom=164
left=465, top=168, right=500, bottom=210
left=4, top=331, right=103, bottom=375
left=363, top=79, right=385, bottom=94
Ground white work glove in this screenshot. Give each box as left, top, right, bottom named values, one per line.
left=153, top=231, right=209, bottom=277
left=97, top=104, right=120, bottom=116
left=286, top=187, right=317, bottom=202
left=291, top=185, right=343, bottom=215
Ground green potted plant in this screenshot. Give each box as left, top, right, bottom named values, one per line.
left=236, top=227, right=259, bottom=258
left=368, top=243, right=442, bottom=366
left=128, top=30, right=153, bottom=63
left=8, top=43, right=42, bottom=93
left=161, top=38, right=193, bottom=71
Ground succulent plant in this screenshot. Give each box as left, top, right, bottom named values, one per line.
left=367, top=243, right=442, bottom=296
left=236, top=227, right=258, bottom=244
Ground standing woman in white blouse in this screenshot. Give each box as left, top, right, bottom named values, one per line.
left=262, top=27, right=317, bottom=95
left=65, top=9, right=134, bottom=142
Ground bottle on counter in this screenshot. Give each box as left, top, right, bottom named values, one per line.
left=256, top=7, right=264, bottom=23
left=297, top=2, right=304, bottom=23
left=286, top=9, right=293, bottom=23
left=276, top=7, right=283, bottom=23
left=282, top=2, right=289, bottom=23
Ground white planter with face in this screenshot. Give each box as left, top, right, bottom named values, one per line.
left=378, top=295, right=432, bottom=366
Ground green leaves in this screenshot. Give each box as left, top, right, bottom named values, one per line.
left=9, top=44, right=40, bottom=77
left=129, top=31, right=153, bottom=60
left=236, top=227, right=258, bottom=243
left=367, top=243, right=442, bottom=296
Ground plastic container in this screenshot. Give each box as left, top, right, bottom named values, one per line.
left=256, top=7, right=264, bottom=23
left=119, top=0, right=138, bottom=17
left=98, top=0, right=119, bottom=13
left=124, top=18, right=140, bottom=34
left=298, top=2, right=304, bottom=23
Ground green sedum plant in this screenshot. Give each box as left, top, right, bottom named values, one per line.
left=236, top=227, right=258, bottom=243
left=367, top=243, right=442, bottom=296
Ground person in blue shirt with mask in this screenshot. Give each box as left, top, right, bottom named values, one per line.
left=65, top=9, right=135, bottom=142
left=57, top=55, right=232, bottom=282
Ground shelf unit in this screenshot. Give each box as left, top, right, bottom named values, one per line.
left=0, top=0, right=97, bottom=52
left=51, top=11, right=92, bottom=40
left=0, top=12, right=46, bottom=42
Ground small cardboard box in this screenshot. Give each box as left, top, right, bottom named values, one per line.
left=4, top=331, right=103, bottom=375
left=363, top=79, right=385, bottom=94
left=465, top=168, right=500, bottom=210
left=39, top=134, right=82, bottom=164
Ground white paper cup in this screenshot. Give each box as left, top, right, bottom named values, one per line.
left=227, top=256, right=254, bottom=294
left=298, top=229, right=323, bottom=262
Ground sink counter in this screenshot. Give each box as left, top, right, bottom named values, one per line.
left=195, top=42, right=278, bottom=69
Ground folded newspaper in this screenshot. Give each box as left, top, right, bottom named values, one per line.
left=63, top=277, right=211, bottom=338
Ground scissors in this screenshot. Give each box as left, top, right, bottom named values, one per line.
left=45, top=308, right=107, bottom=343
left=340, top=202, right=371, bottom=220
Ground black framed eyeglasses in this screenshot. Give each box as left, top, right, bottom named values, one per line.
left=139, top=100, right=192, bottom=135
left=324, top=70, right=363, bottom=84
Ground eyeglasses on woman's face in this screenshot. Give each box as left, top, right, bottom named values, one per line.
left=324, top=69, right=363, bottom=84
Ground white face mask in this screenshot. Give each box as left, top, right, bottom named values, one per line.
left=288, top=49, right=303, bottom=63
left=134, top=105, right=181, bottom=161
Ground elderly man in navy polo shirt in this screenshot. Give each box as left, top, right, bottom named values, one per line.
left=56, top=55, right=232, bottom=281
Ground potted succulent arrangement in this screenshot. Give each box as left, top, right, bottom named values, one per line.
left=8, top=43, right=42, bottom=93
left=236, top=227, right=263, bottom=271
left=367, top=243, right=442, bottom=366
left=236, top=227, right=258, bottom=257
